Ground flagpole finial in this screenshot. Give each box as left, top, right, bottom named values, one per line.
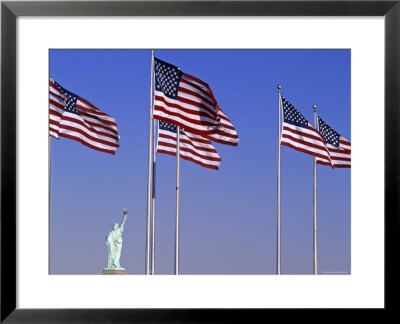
left=313, top=105, right=317, bottom=110
left=277, top=84, right=282, bottom=90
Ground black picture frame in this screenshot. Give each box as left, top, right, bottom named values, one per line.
left=1, top=0, right=399, bottom=322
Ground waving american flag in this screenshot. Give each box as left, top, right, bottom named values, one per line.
left=316, top=116, right=351, bottom=168
left=49, top=78, right=120, bottom=155
left=153, top=57, right=239, bottom=146
left=280, top=96, right=331, bottom=163
left=157, top=121, right=221, bottom=170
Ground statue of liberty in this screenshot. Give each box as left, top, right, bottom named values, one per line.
left=105, top=208, right=127, bottom=270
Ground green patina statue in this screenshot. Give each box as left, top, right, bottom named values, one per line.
left=105, top=208, right=127, bottom=270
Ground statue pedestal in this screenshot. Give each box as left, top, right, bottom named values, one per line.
left=103, top=268, right=126, bottom=275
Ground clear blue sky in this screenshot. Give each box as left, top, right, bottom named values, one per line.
left=49, top=49, right=350, bottom=275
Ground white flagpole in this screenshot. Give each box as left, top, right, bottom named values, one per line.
left=146, top=49, right=154, bottom=275
left=49, top=76, right=53, bottom=219
left=277, top=84, right=282, bottom=275
left=49, top=76, right=53, bottom=274
left=174, top=66, right=182, bottom=275
left=49, top=136, right=52, bottom=201
left=48, top=135, right=52, bottom=274
left=313, top=104, right=318, bottom=275
left=175, top=125, right=181, bottom=275
left=151, top=118, right=157, bottom=275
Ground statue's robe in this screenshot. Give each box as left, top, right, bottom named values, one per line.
left=106, top=226, right=123, bottom=268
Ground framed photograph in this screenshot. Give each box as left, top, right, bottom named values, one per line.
left=1, top=0, right=398, bottom=322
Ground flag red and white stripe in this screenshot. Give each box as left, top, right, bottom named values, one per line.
left=202, top=106, right=239, bottom=146
left=280, top=122, right=331, bottom=161
left=49, top=78, right=120, bottom=155
left=157, top=121, right=221, bottom=170
left=316, top=137, right=351, bottom=168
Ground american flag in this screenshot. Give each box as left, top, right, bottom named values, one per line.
left=280, top=96, right=331, bottom=162
left=153, top=57, right=239, bottom=146
left=49, top=78, right=120, bottom=155
left=157, top=121, right=221, bottom=170
left=316, top=116, right=351, bottom=168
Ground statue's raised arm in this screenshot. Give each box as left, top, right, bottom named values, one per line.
left=120, top=208, right=128, bottom=231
